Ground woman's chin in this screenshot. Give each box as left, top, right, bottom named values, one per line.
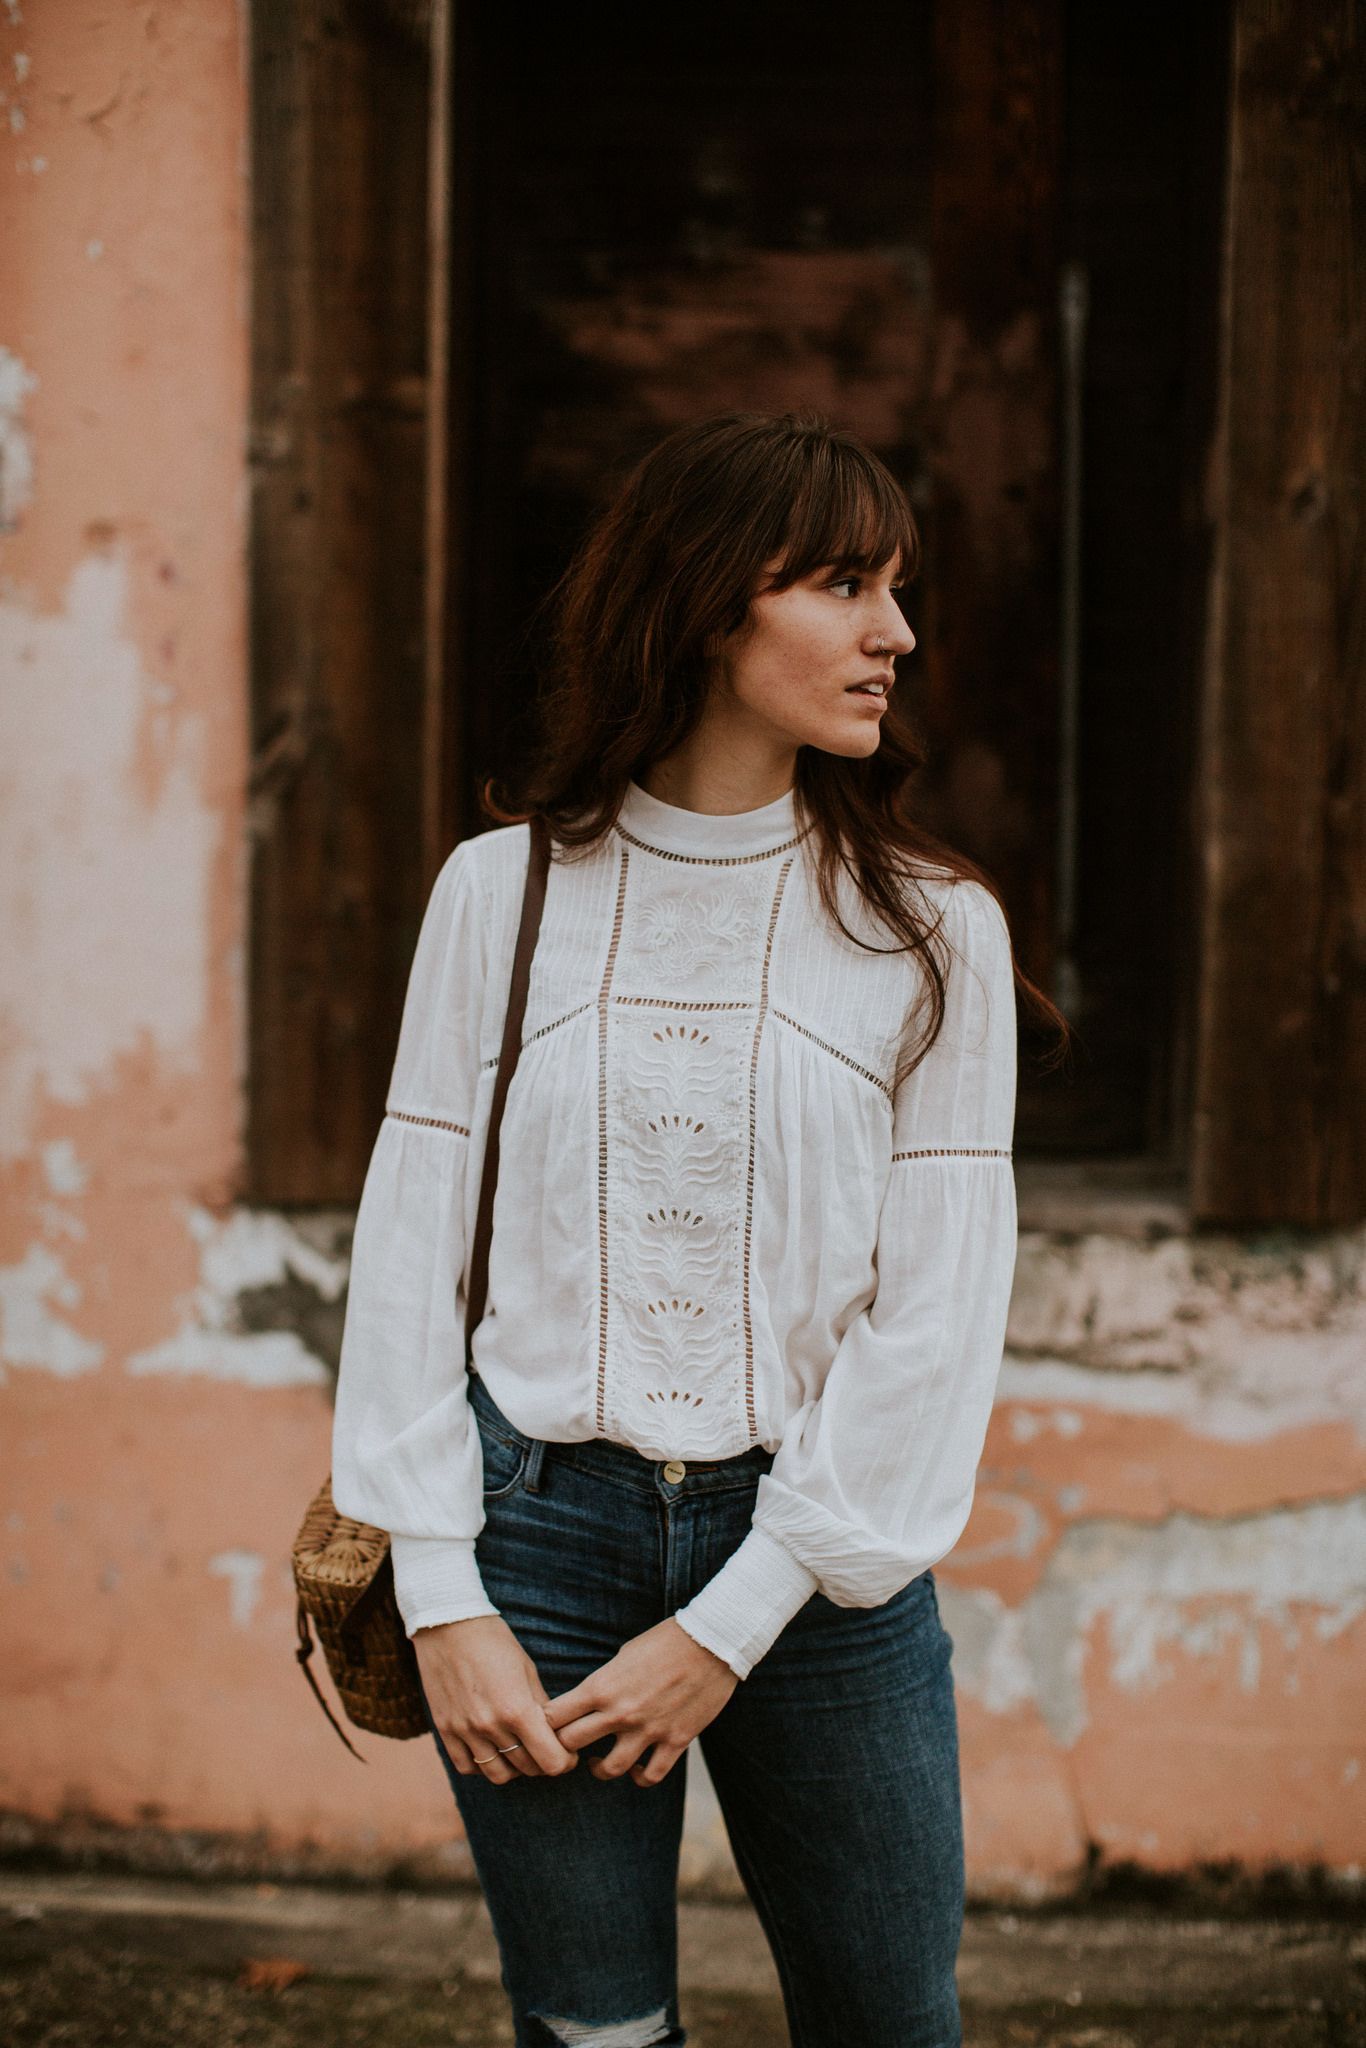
left=811, top=723, right=885, bottom=760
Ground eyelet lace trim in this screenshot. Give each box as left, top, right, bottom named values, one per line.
left=596, top=848, right=633, bottom=1434
left=741, top=858, right=795, bottom=1434
left=890, top=1146, right=1012, bottom=1159
left=613, top=822, right=814, bottom=866
left=480, top=996, right=756, bottom=1070
left=386, top=1109, right=471, bottom=1137
left=772, top=1009, right=892, bottom=1097
left=612, top=994, right=753, bottom=1011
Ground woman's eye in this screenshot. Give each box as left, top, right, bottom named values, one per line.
left=830, top=576, right=860, bottom=597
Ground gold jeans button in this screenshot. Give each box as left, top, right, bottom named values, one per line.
left=662, top=1459, right=686, bottom=1484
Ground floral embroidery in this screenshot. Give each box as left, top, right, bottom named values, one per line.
left=637, top=893, right=690, bottom=954
left=644, top=1294, right=707, bottom=1326
left=642, top=1204, right=708, bottom=1250
left=596, top=850, right=797, bottom=1458
left=633, top=881, right=764, bottom=979
left=609, top=1015, right=747, bottom=1452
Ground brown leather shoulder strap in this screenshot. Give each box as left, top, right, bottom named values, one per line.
left=464, top=813, right=551, bottom=1365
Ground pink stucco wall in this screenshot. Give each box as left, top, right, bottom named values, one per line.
left=2, top=1, right=1362, bottom=1900
left=0, top=0, right=449, bottom=1868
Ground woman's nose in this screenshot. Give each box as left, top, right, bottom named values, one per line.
left=870, top=612, right=915, bottom=656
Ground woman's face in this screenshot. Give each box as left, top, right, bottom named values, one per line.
left=707, top=553, right=916, bottom=762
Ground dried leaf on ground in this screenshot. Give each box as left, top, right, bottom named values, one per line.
left=238, top=1955, right=313, bottom=1992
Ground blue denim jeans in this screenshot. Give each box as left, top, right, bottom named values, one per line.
left=417, top=1369, right=965, bottom=2048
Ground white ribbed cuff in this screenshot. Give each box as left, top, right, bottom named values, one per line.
left=672, top=1524, right=818, bottom=1679
left=389, top=1533, right=499, bottom=1638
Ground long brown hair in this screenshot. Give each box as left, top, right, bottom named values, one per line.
left=484, top=408, right=1071, bottom=1086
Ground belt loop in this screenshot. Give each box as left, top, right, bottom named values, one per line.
left=524, top=1437, right=548, bottom=1493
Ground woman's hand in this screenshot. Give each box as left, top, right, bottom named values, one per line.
left=413, top=1615, right=580, bottom=1784
left=543, top=1618, right=739, bottom=1787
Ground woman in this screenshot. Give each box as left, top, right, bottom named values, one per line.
left=331, top=409, right=1069, bottom=2048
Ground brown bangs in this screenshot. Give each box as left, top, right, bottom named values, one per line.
left=765, top=438, right=921, bottom=592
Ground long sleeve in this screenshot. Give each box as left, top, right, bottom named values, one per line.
left=330, top=836, right=502, bottom=1637
left=673, top=879, right=1019, bottom=1678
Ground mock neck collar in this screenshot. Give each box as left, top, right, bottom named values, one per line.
left=614, top=778, right=805, bottom=861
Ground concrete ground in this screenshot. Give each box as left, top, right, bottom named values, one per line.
left=1, top=1868, right=1363, bottom=2046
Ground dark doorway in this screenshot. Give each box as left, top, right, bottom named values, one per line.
left=248, top=0, right=1230, bottom=1200
left=447, top=0, right=1228, bottom=1163
left=452, top=1, right=938, bottom=825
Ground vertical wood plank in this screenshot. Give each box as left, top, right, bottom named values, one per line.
left=926, top=0, right=1064, bottom=886
left=422, top=0, right=473, bottom=879
left=926, top=0, right=1065, bottom=1096
left=1194, top=0, right=1365, bottom=1224
left=248, top=0, right=432, bottom=1204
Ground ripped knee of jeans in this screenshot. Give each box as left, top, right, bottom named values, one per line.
left=528, top=2005, right=678, bottom=2048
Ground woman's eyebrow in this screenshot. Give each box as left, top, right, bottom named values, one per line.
left=826, top=559, right=901, bottom=580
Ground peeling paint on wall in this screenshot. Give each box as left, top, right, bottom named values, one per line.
left=125, top=1204, right=350, bottom=1387
left=40, top=1140, right=89, bottom=1198
left=208, top=1548, right=265, bottom=1628
left=0, top=550, right=219, bottom=1164
left=945, top=1493, right=1366, bottom=1745
left=0, top=1242, right=105, bottom=1380
left=1003, top=1221, right=1366, bottom=1441
left=0, top=344, right=38, bottom=529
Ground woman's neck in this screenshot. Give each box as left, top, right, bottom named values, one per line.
left=635, top=748, right=797, bottom=818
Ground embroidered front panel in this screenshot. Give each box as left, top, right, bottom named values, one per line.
left=607, top=1008, right=751, bottom=1452
left=596, top=850, right=796, bottom=1457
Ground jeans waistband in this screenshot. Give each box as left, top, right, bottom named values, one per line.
left=467, top=1367, right=775, bottom=1490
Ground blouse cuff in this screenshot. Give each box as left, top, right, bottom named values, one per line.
left=672, top=1523, right=818, bottom=1679
left=389, top=1533, right=499, bottom=1638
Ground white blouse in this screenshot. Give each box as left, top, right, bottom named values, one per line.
left=331, top=778, right=1019, bottom=1679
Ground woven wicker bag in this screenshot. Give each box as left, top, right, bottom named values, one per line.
left=293, top=1487, right=425, bottom=1754
left=291, top=817, right=551, bottom=1757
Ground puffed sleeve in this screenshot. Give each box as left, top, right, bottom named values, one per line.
left=673, top=878, right=1019, bottom=1678
left=330, top=836, right=502, bottom=1637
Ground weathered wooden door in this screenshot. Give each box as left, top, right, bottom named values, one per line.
left=249, top=0, right=1364, bottom=1227
left=436, top=0, right=1228, bottom=1167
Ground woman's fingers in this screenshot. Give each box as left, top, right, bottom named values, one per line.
left=629, top=1739, right=687, bottom=1788
left=505, top=1620, right=734, bottom=1788
left=441, top=1729, right=479, bottom=1776
left=542, top=1676, right=596, bottom=1731
left=454, top=1703, right=685, bottom=1788
left=589, top=1729, right=652, bottom=1781
left=550, top=1708, right=618, bottom=1753
left=446, top=1729, right=506, bottom=1779
left=413, top=1620, right=582, bottom=1785
left=512, top=1705, right=579, bottom=1777
left=445, top=1707, right=578, bottom=1782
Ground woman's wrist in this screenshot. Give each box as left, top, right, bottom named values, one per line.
left=390, top=1531, right=499, bottom=1638
left=672, top=1525, right=818, bottom=1679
